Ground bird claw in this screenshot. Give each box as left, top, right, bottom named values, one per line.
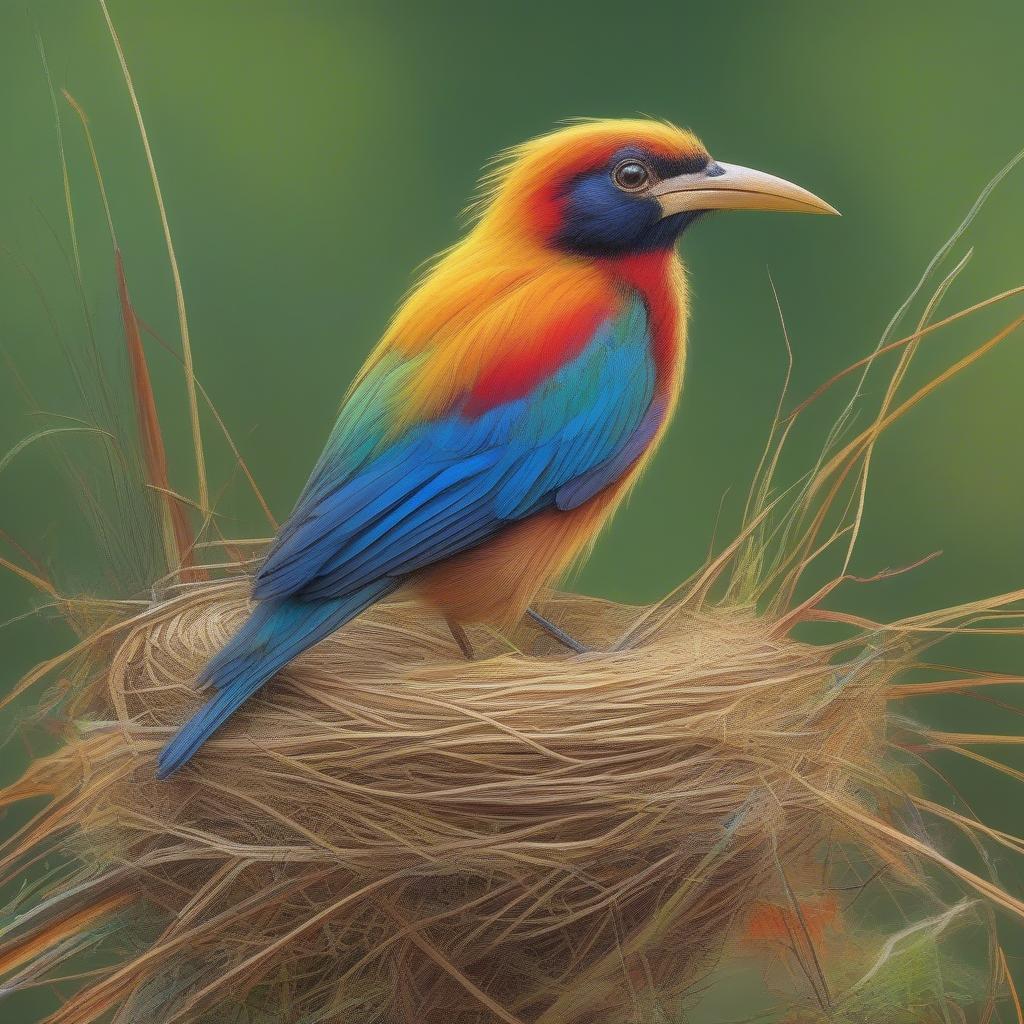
left=445, top=616, right=476, bottom=660
left=526, top=608, right=593, bottom=654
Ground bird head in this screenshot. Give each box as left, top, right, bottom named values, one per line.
left=477, top=118, right=838, bottom=257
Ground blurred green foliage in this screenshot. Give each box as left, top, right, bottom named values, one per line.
left=1, top=2, right=1022, bottom=1020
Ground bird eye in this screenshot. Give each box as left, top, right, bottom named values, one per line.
left=612, top=160, right=651, bottom=192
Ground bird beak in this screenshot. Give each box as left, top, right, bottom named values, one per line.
left=651, top=161, right=840, bottom=218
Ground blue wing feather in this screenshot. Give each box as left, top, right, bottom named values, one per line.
left=253, top=295, right=661, bottom=605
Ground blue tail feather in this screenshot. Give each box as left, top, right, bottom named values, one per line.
left=157, top=579, right=396, bottom=779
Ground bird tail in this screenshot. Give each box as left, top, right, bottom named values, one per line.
left=156, top=579, right=397, bottom=779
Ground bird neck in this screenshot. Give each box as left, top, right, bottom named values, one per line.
left=412, top=230, right=688, bottom=398
left=602, top=248, right=688, bottom=389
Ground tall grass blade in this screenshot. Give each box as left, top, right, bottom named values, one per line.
left=97, top=0, right=209, bottom=517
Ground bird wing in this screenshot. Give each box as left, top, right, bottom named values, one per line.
left=253, top=290, right=659, bottom=603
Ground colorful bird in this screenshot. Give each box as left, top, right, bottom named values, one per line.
left=158, top=118, right=836, bottom=778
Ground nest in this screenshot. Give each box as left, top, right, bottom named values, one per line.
left=3, top=581, right=920, bottom=1023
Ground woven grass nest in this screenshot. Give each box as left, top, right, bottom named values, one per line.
left=0, top=584, right=895, bottom=1020
left=3, top=563, right=1021, bottom=1023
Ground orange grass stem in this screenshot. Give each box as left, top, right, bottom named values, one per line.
left=0, top=891, right=133, bottom=978
left=115, top=252, right=202, bottom=581
left=889, top=674, right=1024, bottom=697
left=800, top=779, right=1024, bottom=920
left=784, top=283, right=1024, bottom=423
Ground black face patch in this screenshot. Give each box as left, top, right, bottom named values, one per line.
left=552, top=146, right=711, bottom=257
left=598, top=146, right=711, bottom=186
left=646, top=150, right=712, bottom=181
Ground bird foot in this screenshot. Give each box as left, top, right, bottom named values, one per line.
left=526, top=608, right=593, bottom=654
left=445, top=616, right=475, bottom=660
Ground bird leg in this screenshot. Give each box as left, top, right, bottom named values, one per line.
left=526, top=608, right=591, bottom=654
left=445, top=616, right=475, bottom=660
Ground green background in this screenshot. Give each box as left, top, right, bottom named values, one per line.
left=1, top=2, right=1022, bottom=1020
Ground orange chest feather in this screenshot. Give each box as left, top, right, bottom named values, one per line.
left=382, top=246, right=687, bottom=426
